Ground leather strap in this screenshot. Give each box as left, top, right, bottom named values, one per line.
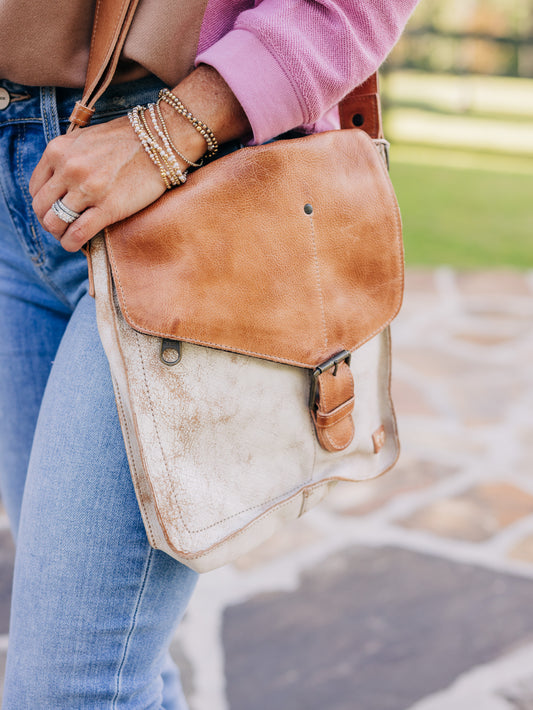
left=339, top=72, right=383, bottom=138
left=312, top=362, right=355, bottom=452
left=68, top=0, right=140, bottom=131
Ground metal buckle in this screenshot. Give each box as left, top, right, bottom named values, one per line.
left=373, top=138, right=390, bottom=171
left=309, top=350, right=352, bottom=409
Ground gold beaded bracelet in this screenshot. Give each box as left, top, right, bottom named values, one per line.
left=158, top=88, right=218, bottom=158
left=154, top=102, right=204, bottom=168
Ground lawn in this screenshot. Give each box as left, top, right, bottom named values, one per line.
left=389, top=154, right=533, bottom=268
left=382, top=71, right=533, bottom=269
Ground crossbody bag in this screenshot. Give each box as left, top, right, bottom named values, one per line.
left=72, top=0, right=404, bottom=573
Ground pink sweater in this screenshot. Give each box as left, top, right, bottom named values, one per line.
left=196, top=0, right=419, bottom=144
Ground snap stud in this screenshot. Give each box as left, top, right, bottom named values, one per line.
left=304, top=204, right=313, bottom=215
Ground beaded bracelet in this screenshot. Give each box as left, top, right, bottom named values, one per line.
left=158, top=88, right=218, bottom=158
left=154, top=102, right=203, bottom=168
left=128, top=105, right=187, bottom=190
left=138, top=106, right=187, bottom=187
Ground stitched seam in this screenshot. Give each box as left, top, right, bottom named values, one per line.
left=130, top=318, right=315, bottom=534
left=15, top=121, right=82, bottom=306
left=87, top=0, right=103, bottom=81
left=40, top=89, right=50, bottom=143
left=114, top=384, right=155, bottom=542
left=133, top=328, right=192, bottom=534
left=317, top=400, right=354, bottom=428
left=111, top=547, right=154, bottom=708
left=42, top=88, right=54, bottom=144
left=187, top=476, right=314, bottom=533
left=16, top=124, right=44, bottom=261
left=87, top=0, right=129, bottom=96
left=0, top=118, right=42, bottom=126
left=323, top=423, right=353, bottom=451
left=0, top=132, right=49, bottom=273
left=112, top=280, right=402, bottom=366
left=184, top=480, right=328, bottom=560
left=365, top=130, right=405, bottom=308
left=107, top=238, right=315, bottom=369
left=307, top=209, right=328, bottom=349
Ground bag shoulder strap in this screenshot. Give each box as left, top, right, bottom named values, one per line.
left=70, top=0, right=383, bottom=139
left=69, top=0, right=140, bottom=130
left=339, top=73, right=383, bottom=138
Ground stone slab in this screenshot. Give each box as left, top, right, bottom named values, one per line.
left=0, top=531, right=14, bottom=636
left=231, top=520, right=322, bottom=572
left=325, top=458, right=458, bottom=516
left=223, top=545, right=533, bottom=710
left=508, top=534, right=533, bottom=565
left=396, top=482, right=533, bottom=542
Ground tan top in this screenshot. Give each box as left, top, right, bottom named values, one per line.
left=0, top=0, right=208, bottom=87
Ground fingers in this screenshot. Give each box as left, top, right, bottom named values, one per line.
left=43, top=195, right=89, bottom=241
left=29, top=135, right=70, bottom=198
left=32, top=178, right=91, bottom=240
left=59, top=204, right=109, bottom=253
left=30, top=135, right=87, bottom=240
left=28, top=160, right=53, bottom=200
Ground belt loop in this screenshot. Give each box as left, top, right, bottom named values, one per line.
left=40, top=87, right=61, bottom=143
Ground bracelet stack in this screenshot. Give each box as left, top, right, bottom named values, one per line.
left=127, top=90, right=219, bottom=191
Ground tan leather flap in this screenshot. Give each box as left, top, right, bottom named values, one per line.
left=104, top=128, right=403, bottom=369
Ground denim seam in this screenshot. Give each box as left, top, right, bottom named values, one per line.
left=40, top=87, right=61, bottom=144
left=111, top=546, right=155, bottom=708
left=15, top=123, right=45, bottom=264
left=0, top=148, right=26, bottom=258
left=14, top=125, right=75, bottom=309
left=0, top=118, right=42, bottom=126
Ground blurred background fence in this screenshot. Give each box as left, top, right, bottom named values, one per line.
left=382, top=0, right=533, bottom=268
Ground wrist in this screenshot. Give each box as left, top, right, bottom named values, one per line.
left=157, top=100, right=208, bottom=170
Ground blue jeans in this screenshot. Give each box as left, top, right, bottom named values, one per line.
left=0, top=77, right=199, bottom=709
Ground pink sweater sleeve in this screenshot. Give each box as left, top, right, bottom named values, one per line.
left=196, top=0, right=419, bottom=145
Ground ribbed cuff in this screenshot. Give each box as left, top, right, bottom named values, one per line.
left=196, top=28, right=305, bottom=145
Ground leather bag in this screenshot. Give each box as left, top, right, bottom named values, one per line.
left=75, top=0, right=404, bottom=572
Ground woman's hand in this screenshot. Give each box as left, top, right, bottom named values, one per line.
left=29, top=115, right=170, bottom=252
left=30, top=65, right=251, bottom=252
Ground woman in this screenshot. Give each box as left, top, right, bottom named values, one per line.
left=0, top=1, right=418, bottom=707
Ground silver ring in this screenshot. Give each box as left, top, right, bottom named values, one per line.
left=51, top=198, right=82, bottom=224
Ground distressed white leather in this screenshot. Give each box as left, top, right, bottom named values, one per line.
left=91, top=236, right=400, bottom=573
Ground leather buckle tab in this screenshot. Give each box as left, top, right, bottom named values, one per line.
left=309, top=350, right=352, bottom=409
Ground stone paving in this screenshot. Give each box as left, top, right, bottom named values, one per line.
left=1, top=268, right=533, bottom=709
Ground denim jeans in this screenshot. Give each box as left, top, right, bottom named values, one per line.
left=0, top=76, right=199, bottom=709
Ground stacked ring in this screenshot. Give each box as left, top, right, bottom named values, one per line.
left=51, top=198, right=82, bottom=224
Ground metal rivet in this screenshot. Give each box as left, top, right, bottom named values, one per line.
left=352, top=113, right=364, bottom=127
left=0, top=88, right=11, bottom=111
left=304, top=204, right=313, bottom=215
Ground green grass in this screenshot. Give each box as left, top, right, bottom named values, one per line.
left=389, top=155, right=533, bottom=268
